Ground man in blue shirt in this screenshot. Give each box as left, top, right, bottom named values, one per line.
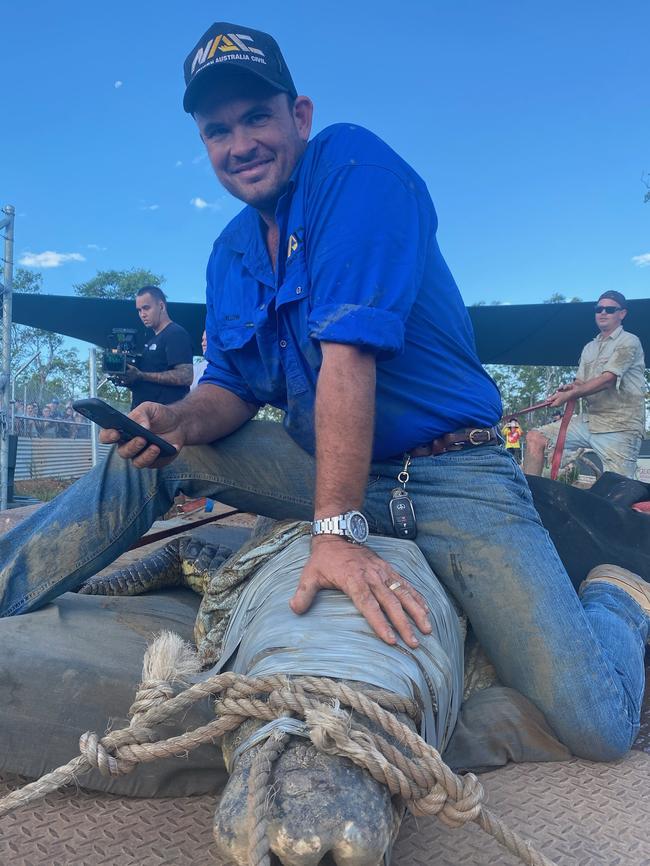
left=0, top=22, right=647, bottom=763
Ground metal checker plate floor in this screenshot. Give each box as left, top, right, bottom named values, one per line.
left=1, top=751, right=649, bottom=866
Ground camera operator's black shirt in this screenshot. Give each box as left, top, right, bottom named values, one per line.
left=131, top=321, right=193, bottom=409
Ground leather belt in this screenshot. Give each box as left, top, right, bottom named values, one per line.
left=405, top=425, right=501, bottom=458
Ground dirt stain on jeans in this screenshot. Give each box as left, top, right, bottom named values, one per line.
left=449, top=553, right=473, bottom=598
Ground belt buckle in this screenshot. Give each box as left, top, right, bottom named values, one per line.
left=468, top=428, right=488, bottom=445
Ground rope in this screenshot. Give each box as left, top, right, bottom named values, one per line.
left=0, top=668, right=559, bottom=866
left=247, top=728, right=290, bottom=866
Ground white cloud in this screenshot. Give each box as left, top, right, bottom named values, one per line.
left=190, top=196, right=224, bottom=211
left=140, top=203, right=160, bottom=211
left=114, top=80, right=123, bottom=89
left=18, top=251, right=85, bottom=268
left=632, top=253, right=650, bottom=267
left=175, top=160, right=183, bottom=167
left=87, top=243, right=107, bottom=251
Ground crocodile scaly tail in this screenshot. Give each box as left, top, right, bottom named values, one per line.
left=79, top=537, right=185, bottom=596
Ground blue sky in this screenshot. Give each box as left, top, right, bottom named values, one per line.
left=2, top=0, right=649, bottom=317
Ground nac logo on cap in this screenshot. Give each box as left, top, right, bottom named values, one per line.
left=191, top=33, right=265, bottom=76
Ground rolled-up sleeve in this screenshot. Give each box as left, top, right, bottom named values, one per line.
left=602, top=337, right=643, bottom=381
left=199, top=284, right=261, bottom=407
left=198, top=355, right=260, bottom=406
left=306, top=164, right=429, bottom=360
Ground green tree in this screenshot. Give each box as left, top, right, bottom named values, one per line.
left=545, top=292, right=582, bottom=304
left=73, top=268, right=165, bottom=300
left=13, top=268, right=41, bottom=295
left=9, top=269, right=88, bottom=406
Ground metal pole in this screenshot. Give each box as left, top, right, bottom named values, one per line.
left=0, top=206, right=15, bottom=511
left=11, top=352, right=40, bottom=434
left=89, top=347, right=99, bottom=467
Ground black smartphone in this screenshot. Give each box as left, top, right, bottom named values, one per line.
left=72, top=398, right=177, bottom=457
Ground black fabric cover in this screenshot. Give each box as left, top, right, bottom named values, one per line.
left=588, top=471, right=650, bottom=508
left=10, top=293, right=650, bottom=367
left=528, top=475, right=650, bottom=589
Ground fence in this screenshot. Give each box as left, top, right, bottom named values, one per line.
left=15, top=438, right=112, bottom=481
left=12, top=415, right=91, bottom=440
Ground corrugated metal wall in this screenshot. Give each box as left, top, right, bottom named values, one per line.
left=15, top=439, right=112, bottom=480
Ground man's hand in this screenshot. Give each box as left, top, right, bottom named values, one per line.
left=290, top=537, right=432, bottom=648
left=120, top=364, right=141, bottom=386
left=98, top=401, right=184, bottom=469
left=548, top=382, right=579, bottom=408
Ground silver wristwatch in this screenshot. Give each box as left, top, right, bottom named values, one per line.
left=311, top=510, right=369, bottom=544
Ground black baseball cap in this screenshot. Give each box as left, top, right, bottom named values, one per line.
left=597, top=290, right=627, bottom=309
left=183, top=22, right=297, bottom=114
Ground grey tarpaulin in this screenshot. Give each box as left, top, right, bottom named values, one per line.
left=209, top=535, right=464, bottom=754
left=0, top=588, right=226, bottom=797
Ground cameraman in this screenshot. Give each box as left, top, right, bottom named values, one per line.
left=120, top=286, right=193, bottom=409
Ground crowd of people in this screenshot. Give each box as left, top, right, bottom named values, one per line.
left=12, top=399, right=90, bottom=439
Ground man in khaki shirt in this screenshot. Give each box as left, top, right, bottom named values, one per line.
left=525, top=291, right=646, bottom=478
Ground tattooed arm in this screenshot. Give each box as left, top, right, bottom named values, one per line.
left=121, top=363, right=194, bottom=388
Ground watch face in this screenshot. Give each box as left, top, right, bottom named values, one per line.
left=348, top=511, right=369, bottom=543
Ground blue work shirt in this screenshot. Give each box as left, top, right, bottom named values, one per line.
left=202, top=123, right=502, bottom=460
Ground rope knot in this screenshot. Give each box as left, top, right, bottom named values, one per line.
left=78, top=732, right=131, bottom=777
left=411, top=772, right=484, bottom=827
left=305, top=703, right=350, bottom=755
left=129, top=678, right=176, bottom=719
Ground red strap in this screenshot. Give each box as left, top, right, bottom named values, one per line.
left=550, top=398, right=577, bottom=480
left=503, top=398, right=554, bottom=421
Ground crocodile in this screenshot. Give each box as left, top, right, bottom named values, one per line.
left=79, top=522, right=485, bottom=866
left=80, top=521, right=311, bottom=668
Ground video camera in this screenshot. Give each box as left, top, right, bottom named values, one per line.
left=101, top=328, right=142, bottom=376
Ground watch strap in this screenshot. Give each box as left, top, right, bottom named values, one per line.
left=311, top=514, right=347, bottom=537
left=311, top=510, right=368, bottom=544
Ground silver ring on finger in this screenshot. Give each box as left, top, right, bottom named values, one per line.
left=388, top=581, right=402, bottom=591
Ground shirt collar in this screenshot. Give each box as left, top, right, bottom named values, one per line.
left=219, top=206, right=260, bottom=254
left=215, top=144, right=310, bottom=253
left=596, top=324, right=623, bottom=341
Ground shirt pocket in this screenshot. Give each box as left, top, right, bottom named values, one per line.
left=213, top=321, right=256, bottom=352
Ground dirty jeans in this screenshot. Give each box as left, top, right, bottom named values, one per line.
left=0, top=420, right=646, bottom=761
left=535, top=417, right=642, bottom=479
